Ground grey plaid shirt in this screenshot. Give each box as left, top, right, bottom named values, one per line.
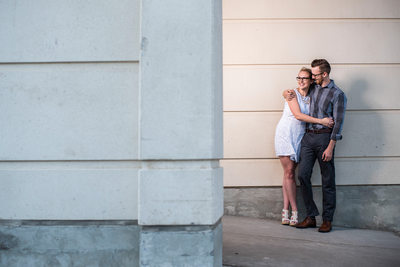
left=307, top=80, right=347, bottom=141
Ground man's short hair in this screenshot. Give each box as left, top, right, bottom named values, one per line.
left=311, top=59, right=331, bottom=74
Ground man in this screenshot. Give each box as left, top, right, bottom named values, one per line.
left=285, top=59, right=347, bottom=232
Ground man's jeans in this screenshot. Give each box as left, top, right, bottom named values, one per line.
left=298, top=132, right=336, bottom=222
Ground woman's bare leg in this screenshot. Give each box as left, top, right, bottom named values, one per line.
left=279, top=156, right=298, bottom=211
left=279, top=156, right=290, bottom=210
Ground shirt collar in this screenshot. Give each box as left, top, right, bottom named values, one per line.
left=317, top=79, right=335, bottom=89
left=327, top=79, right=335, bottom=88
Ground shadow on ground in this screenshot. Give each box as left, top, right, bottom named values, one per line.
left=223, top=215, right=400, bottom=267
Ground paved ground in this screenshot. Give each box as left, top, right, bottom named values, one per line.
left=222, top=215, right=400, bottom=267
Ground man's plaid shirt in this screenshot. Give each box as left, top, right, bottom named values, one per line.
left=307, top=80, right=347, bottom=141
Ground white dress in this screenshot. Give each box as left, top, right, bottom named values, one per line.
left=274, top=89, right=310, bottom=163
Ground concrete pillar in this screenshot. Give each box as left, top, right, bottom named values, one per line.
left=138, top=0, right=223, bottom=265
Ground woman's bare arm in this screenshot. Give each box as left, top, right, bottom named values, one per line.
left=287, top=97, right=333, bottom=127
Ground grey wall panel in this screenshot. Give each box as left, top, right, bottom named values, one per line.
left=0, top=63, right=139, bottom=160
left=223, top=0, right=400, bottom=19
left=224, top=64, right=400, bottom=111
left=221, top=158, right=400, bottom=186
left=0, top=0, right=140, bottom=62
left=224, top=111, right=400, bottom=159
left=0, top=162, right=139, bottom=219
left=224, top=20, right=400, bottom=64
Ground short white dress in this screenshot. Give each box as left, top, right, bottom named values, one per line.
left=274, top=89, right=310, bottom=163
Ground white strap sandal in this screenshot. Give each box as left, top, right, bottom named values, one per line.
left=282, top=209, right=290, bottom=225
left=290, top=211, right=298, bottom=226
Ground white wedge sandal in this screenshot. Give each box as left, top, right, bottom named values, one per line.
left=290, top=211, right=298, bottom=226
left=281, top=209, right=290, bottom=225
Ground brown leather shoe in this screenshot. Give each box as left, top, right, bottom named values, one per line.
left=318, top=220, right=332, bottom=233
left=295, top=216, right=316, bottom=228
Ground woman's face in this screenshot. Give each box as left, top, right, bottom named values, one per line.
left=297, top=71, right=312, bottom=90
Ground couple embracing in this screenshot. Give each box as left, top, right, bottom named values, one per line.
left=274, top=59, right=347, bottom=233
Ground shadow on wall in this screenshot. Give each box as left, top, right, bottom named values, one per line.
left=301, top=73, right=394, bottom=231
left=333, top=75, right=395, bottom=231
left=342, top=77, right=386, bottom=177
left=224, top=72, right=400, bottom=233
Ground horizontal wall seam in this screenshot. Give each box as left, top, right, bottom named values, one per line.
left=223, top=18, right=400, bottom=21
left=0, top=60, right=139, bottom=65
left=223, top=63, right=400, bottom=67
left=223, top=109, right=400, bottom=113
left=140, top=218, right=222, bottom=231
left=224, top=184, right=400, bottom=189
left=0, top=220, right=138, bottom=226
left=222, top=156, right=400, bottom=160
left=0, top=160, right=221, bottom=170
left=0, top=159, right=221, bottom=163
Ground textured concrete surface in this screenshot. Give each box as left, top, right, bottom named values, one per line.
left=0, top=63, right=140, bottom=161
left=0, top=0, right=140, bottom=62
left=223, top=215, right=400, bottom=267
left=0, top=166, right=139, bottom=220
left=140, top=222, right=222, bottom=266
left=224, top=185, right=400, bottom=233
left=139, top=164, right=223, bottom=225
left=0, top=223, right=139, bottom=267
left=140, top=0, right=222, bottom=159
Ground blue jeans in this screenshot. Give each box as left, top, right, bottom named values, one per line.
left=298, top=132, right=336, bottom=222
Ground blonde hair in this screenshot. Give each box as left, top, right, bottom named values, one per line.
left=299, top=67, right=312, bottom=78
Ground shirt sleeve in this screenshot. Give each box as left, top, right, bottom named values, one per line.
left=330, top=92, right=347, bottom=141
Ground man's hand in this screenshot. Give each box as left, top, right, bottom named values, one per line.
left=322, top=147, right=333, bottom=161
left=283, top=89, right=296, bottom=101
left=322, top=140, right=336, bottom=162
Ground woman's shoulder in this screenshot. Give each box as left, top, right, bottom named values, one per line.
left=293, top=88, right=302, bottom=98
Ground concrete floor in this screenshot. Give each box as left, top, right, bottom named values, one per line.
left=222, top=215, right=400, bottom=267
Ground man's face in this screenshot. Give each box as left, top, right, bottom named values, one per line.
left=311, top=66, right=324, bottom=85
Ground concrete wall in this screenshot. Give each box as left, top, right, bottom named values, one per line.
left=225, top=186, right=400, bottom=233
left=222, top=0, right=400, bottom=231
left=138, top=1, right=223, bottom=265
left=0, top=0, right=140, bottom=220
left=0, top=0, right=223, bottom=266
left=0, top=1, right=141, bottom=265
left=0, top=222, right=140, bottom=267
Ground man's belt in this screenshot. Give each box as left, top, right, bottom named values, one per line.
left=306, top=128, right=332, bottom=134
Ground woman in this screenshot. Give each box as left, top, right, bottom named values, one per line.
left=275, top=67, right=333, bottom=226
